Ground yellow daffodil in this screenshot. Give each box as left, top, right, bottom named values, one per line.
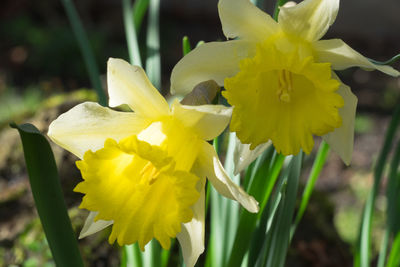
left=48, top=58, right=259, bottom=267
left=170, top=0, right=399, bottom=165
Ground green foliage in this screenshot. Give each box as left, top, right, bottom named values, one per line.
left=11, top=123, right=84, bottom=267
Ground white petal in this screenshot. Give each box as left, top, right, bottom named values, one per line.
left=234, top=137, right=271, bottom=175
left=170, top=40, right=255, bottom=95
left=314, top=39, right=400, bottom=76
left=107, top=58, right=170, bottom=118
left=218, top=0, right=278, bottom=41
left=48, top=102, right=150, bottom=159
left=171, top=100, right=232, bottom=141
left=197, top=141, right=259, bottom=213
left=323, top=77, right=357, bottom=165
left=177, top=186, right=205, bottom=267
left=79, top=211, right=113, bottom=239
left=278, top=0, right=339, bottom=41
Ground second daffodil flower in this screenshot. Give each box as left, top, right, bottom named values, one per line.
left=170, top=0, right=400, bottom=165
left=48, top=58, right=259, bottom=267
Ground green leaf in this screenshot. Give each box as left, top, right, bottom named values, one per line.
left=182, top=36, right=192, bottom=56
left=11, top=123, right=84, bottom=267
left=263, top=154, right=302, bottom=267
left=291, top=141, right=330, bottom=237
left=133, top=0, right=150, bottom=32
left=387, top=231, right=400, bottom=267
left=145, top=0, right=161, bottom=89
left=226, top=149, right=285, bottom=267
left=369, top=54, right=400, bottom=66
left=123, top=0, right=143, bottom=67
left=377, top=141, right=400, bottom=267
left=356, top=104, right=400, bottom=267
left=273, top=0, right=289, bottom=20
left=60, top=0, right=107, bottom=106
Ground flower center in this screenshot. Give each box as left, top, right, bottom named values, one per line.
left=74, top=135, right=200, bottom=250
left=277, top=69, right=293, bottom=103
left=223, top=35, right=344, bottom=155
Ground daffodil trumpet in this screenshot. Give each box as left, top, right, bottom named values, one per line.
left=48, top=58, right=259, bottom=267
left=171, top=0, right=400, bottom=170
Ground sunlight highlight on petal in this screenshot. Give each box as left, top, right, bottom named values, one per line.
left=75, top=136, right=200, bottom=250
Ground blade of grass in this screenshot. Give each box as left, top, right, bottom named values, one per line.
left=291, top=141, right=330, bottom=238
left=264, top=154, right=302, bottom=267
left=145, top=0, right=161, bottom=89
left=377, top=230, right=390, bottom=267
left=11, top=123, right=84, bottom=267
left=385, top=141, right=400, bottom=234
left=357, top=104, right=400, bottom=267
left=226, top=151, right=285, bottom=267
left=247, top=156, right=290, bottom=267
left=122, top=0, right=143, bottom=67
left=60, top=0, right=107, bottom=106
left=387, top=231, right=400, bottom=267
left=378, top=141, right=400, bottom=267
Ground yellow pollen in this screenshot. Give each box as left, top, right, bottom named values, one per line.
left=277, top=70, right=293, bottom=103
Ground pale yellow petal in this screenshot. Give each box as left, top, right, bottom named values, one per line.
left=107, top=58, right=170, bottom=118
left=279, top=0, right=339, bottom=41
left=170, top=40, right=255, bottom=95
left=171, top=100, right=232, bottom=141
left=48, top=102, right=150, bottom=158
left=79, top=211, right=113, bottom=239
left=218, top=0, right=278, bottom=41
left=322, top=77, right=357, bottom=165
left=197, top=142, right=259, bottom=213
left=177, top=186, right=205, bottom=267
left=234, top=137, right=271, bottom=175
left=314, top=39, right=400, bottom=76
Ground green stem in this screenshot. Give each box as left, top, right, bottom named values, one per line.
left=122, top=0, right=143, bottom=67
left=60, top=0, right=107, bottom=106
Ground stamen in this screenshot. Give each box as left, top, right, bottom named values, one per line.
left=140, top=162, right=160, bottom=184
left=277, top=70, right=293, bottom=103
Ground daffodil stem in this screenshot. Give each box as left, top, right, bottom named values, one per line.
left=60, top=0, right=107, bottom=106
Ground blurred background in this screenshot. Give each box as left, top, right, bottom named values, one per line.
left=0, top=0, right=399, bottom=266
